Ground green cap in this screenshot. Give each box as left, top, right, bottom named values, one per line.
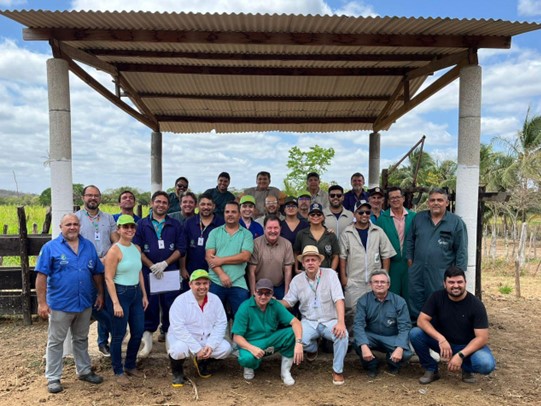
left=190, top=269, right=210, bottom=282
left=117, top=214, right=136, bottom=226
left=239, top=195, right=256, bottom=205
left=298, top=190, right=311, bottom=198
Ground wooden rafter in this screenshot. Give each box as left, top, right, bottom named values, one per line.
left=139, top=93, right=396, bottom=102
left=155, top=115, right=377, bottom=124
left=23, top=28, right=512, bottom=49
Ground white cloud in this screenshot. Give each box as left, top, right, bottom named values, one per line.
left=333, top=1, right=378, bottom=17
left=518, top=0, right=541, bottom=17
left=70, top=0, right=332, bottom=15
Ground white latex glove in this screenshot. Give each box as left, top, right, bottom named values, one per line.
left=150, top=261, right=168, bottom=279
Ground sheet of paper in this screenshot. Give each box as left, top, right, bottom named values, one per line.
left=149, top=269, right=181, bottom=294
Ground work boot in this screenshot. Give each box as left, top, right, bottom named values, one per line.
left=462, top=371, right=476, bottom=384
left=243, top=368, right=255, bottom=380
left=169, top=356, right=186, bottom=388
left=138, top=331, right=153, bottom=358
left=419, top=370, right=440, bottom=384
left=280, top=356, right=295, bottom=386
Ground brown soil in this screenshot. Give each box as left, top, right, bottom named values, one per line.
left=1, top=270, right=540, bottom=406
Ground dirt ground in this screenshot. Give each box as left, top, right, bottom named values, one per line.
left=1, top=268, right=540, bottom=406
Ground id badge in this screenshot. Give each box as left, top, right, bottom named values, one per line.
left=312, top=298, right=320, bottom=309
left=94, top=231, right=101, bottom=241
left=197, top=237, right=205, bottom=246
left=158, top=239, right=165, bottom=249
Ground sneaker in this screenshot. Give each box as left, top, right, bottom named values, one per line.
left=305, top=350, right=318, bottom=362
left=462, top=371, right=476, bottom=384
left=125, top=368, right=144, bottom=378
left=47, top=379, right=63, bottom=393
left=419, top=370, right=440, bottom=384
left=158, top=332, right=166, bottom=343
left=115, top=374, right=130, bottom=386
left=78, top=372, right=104, bottom=385
left=243, top=368, right=255, bottom=380
left=332, top=371, right=345, bottom=385
left=193, top=357, right=212, bottom=378
left=98, top=344, right=110, bottom=357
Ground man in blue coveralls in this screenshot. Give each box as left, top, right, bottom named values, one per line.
left=134, top=191, right=186, bottom=356
left=406, top=188, right=467, bottom=321
left=35, top=214, right=105, bottom=393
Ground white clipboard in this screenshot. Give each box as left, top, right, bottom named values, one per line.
left=149, top=269, right=181, bottom=294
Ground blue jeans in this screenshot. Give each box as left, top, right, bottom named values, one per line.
left=209, top=284, right=249, bottom=318
left=302, top=320, right=348, bottom=374
left=409, top=327, right=496, bottom=374
left=354, top=331, right=413, bottom=371
left=92, top=288, right=111, bottom=347
left=107, top=284, right=145, bottom=375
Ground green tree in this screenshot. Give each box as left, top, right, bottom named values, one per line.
left=38, top=184, right=85, bottom=206
left=284, top=145, right=335, bottom=194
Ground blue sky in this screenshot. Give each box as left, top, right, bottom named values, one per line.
left=0, top=0, right=540, bottom=195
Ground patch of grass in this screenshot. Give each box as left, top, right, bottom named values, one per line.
left=498, top=284, right=513, bottom=295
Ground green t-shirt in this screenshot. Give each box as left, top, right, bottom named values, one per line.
left=206, top=224, right=254, bottom=289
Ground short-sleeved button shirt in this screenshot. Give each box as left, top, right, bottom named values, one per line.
left=250, top=236, right=295, bottom=286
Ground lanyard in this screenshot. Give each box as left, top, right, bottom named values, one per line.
left=152, top=218, right=165, bottom=239
left=84, top=210, right=100, bottom=232
left=199, top=216, right=210, bottom=238
left=306, top=270, right=321, bottom=297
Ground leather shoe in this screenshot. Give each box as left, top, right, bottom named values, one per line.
left=332, top=371, right=345, bottom=385
left=125, top=368, right=144, bottom=378
left=78, top=372, right=104, bottom=384
left=419, top=370, right=440, bottom=384
left=462, top=371, right=476, bottom=384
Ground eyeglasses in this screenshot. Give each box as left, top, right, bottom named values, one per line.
left=265, top=201, right=278, bottom=205
left=370, top=280, right=388, bottom=285
left=120, top=224, right=136, bottom=229
left=285, top=204, right=297, bottom=209
left=84, top=194, right=100, bottom=198
left=309, top=212, right=323, bottom=217
left=329, top=193, right=343, bottom=198
left=256, top=290, right=273, bottom=297
left=356, top=210, right=371, bottom=215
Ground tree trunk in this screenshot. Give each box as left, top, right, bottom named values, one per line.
left=515, top=222, right=527, bottom=298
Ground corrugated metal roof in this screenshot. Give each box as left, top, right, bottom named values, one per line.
left=1, top=10, right=539, bottom=134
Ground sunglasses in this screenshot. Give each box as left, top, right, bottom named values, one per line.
left=120, top=224, right=136, bottom=229
left=176, top=184, right=188, bottom=189
left=356, top=210, right=371, bottom=215
left=309, top=212, right=323, bottom=217
left=256, top=290, right=273, bottom=297
left=329, top=193, right=343, bottom=198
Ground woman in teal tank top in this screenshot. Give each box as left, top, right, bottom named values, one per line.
left=105, top=215, right=148, bottom=385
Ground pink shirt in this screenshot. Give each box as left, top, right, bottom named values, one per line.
left=391, top=207, right=409, bottom=250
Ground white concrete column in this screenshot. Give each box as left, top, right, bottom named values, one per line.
left=455, top=64, right=482, bottom=293
left=47, top=58, right=73, bottom=238
left=368, top=131, right=381, bottom=187
left=151, top=131, right=162, bottom=194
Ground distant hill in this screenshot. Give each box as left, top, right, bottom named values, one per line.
left=0, top=189, right=38, bottom=198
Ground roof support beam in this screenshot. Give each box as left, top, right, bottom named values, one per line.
left=116, top=63, right=408, bottom=76
left=155, top=115, right=377, bottom=124
left=140, top=93, right=396, bottom=102
left=24, top=28, right=512, bottom=49
left=88, top=48, right=443, bottom=62
left=373, top=62, right=466, bottom=132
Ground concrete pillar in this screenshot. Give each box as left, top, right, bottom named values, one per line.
left=455, top=64, right=482, bottom=293
left=47, top=58, right=73, bottom=238
left=368, top=131, right=381, bottom=187
left=151, top=131, right=162, bottom=194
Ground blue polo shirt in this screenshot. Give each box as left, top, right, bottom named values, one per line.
left=240, top=218, right=264, bottom=239
left=183, top=214, right=225, bottom=273
left=113, top=213, right=141, bottom=222
left=343, top=189, right=369, bottom=213
left=133, top=214, right=186, bottom=272
left=35, top=234, right=104, bottom=313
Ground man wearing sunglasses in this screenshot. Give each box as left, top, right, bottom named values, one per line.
left=232, top=279, right=303, bottom=385
left=323, top=185, right=354, bottom=239
left=339, top=200, right=396, bottom=331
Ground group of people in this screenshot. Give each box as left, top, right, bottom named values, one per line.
left=35, top=171, right=495, bottom=394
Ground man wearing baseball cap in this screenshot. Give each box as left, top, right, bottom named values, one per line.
left=368, top=187, right=385, bottom=222
left=167, top=269, right=232, bottom=387
left=232, top=278, right=303, bottom=385
left=281, top=245, right=348, bottom=385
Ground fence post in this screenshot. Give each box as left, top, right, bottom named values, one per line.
left=17, top=206, right=32, bottom=325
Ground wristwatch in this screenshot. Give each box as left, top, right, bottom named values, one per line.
left=457, top=351, right=465, bottom=359
left=296, top=338, right=303, bottom=344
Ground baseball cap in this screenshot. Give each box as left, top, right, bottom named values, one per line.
left=309, top=203, right=324, bottom=214
left=190, top=269, right=210, bottom=282
left=239, top=195, right=256, bottom=205
left=117, top=214, right=136, bottom=226
left=354, top=200, right=372, bottom=212
left=255, top=278, right=274, bottom=292
left=369, top=187, right=384, bottom=197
